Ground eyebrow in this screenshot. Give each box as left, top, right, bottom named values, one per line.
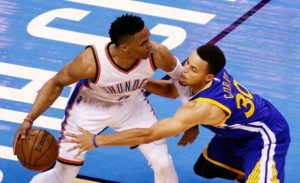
left=139, top=39, right=148, bottom=46
left=188, top=58, right=198, bottom=70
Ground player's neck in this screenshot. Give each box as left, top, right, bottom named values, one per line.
left=191, top=80, right=213, bottom=95
left=109, top=44, right=138, bottom=69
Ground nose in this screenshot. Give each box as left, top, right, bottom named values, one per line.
left=183, top=64, right=189, bottom=73
left=146, top=41, right=152, bottom=49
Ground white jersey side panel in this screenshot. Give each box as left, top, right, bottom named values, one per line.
left=81, top=43, right=155, bottom=103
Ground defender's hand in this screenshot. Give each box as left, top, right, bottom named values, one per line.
left=64, top=127, right=95, bottom=158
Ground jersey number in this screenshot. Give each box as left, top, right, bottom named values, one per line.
left=233, top=80, right=255, bottom=118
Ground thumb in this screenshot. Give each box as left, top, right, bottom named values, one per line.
left=20, top=129, right=28, bottom=139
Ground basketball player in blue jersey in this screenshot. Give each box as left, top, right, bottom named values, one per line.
left=67, top=44, right=291, bottom=183
left=13, top=14, right=181, bottom=183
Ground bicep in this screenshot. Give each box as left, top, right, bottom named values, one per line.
left=172, top=102, right=227, bottom=126
left=148, top=102, right=226, bottom=141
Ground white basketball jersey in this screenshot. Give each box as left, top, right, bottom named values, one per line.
left=80, top=43, right=156, bottom=103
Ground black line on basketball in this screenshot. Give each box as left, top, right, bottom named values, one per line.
left=20, top=137, right=26, bottom=167
left=34, top=133, right=56, bottom=168
left=29, top=129, right=42, bottom=170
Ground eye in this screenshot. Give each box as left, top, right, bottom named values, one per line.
left=140, top=39, right=148, bottom=46
left=192, top=67, right=197, bottom=72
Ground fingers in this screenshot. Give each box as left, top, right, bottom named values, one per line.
left=13, top=131, right=20, bottom=155
left=66, top=145, right=79, bottom=152
left=65, top=145, right=85, bottom=159
left=64, top=132, right=79, bottom=138
left=62, top=138, right=77, bottom=144
left=13, top=124, right=30, bottom=154
left=78, top=126, right=88, bottom=134
left=20, top=121, right=33, bottom=139
left=62, top=127, right=95, bottom=157
left=20, top=129, right=27, bottom=139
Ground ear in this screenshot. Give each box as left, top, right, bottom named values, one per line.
left=119, top=44, right=128, bottom=51
left=205, top=74, right=214, bottom=82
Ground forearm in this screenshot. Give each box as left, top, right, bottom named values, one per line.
left=165, top=58, right=183, bottom=80
left=28, top=79, right=64, bottom=120
left=95, top=118, right=182, bottom=147
left=96, top=128, right=154, bottom=146
left=144, top=80, right=178, bottom=99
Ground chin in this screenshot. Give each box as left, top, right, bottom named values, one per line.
left=142, top=55, right=149, bottom=59
left=179, top=80, right=187, bottom=86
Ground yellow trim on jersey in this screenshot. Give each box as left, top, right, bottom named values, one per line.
left=203, top=146, right=245, bottom=176
left=247, top=158, right=280, bottom=183
left=199, top=80, right=213, bottom=92
left=271, top=158, right=280, bottom=183
left=72, top=179, right=100, bottom=183
left=247, top=159, right=261, bottom=182
left=193, top=97, right=232, bottom=126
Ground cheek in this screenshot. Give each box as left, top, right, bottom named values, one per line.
left=134, top=47, right=143, bottom=54
left=139, top=47, right=147, bottom=53
left=186, top=73, right=196, bottom=82
left=191, top=73, right=202, bottom=82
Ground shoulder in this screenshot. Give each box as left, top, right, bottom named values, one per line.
left=66, top=46, right=98, bottom=80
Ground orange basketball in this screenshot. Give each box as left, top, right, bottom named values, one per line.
left=15, top=128, right=59, bottom=171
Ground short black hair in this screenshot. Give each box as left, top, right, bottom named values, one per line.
left=196, top=44, right=226, bottom=75
left=109, top=14, right=145, bottom=46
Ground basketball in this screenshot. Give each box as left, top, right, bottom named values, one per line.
left=15, top=128, right=59, bottom=171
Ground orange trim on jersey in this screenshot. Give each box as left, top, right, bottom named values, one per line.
left=57, top=156, right=84, bottom=166
left=193, top=97, right=232, bottom=126
left=89, top=44, right=101, bottom=84
left=105, top=43, right=141, bottom=74
left=203, top=146, right=245, bottom=176
left=149, top=53, right=156, bottom=71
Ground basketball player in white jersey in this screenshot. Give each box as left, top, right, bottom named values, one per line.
left=13, top=14, right=182, bottom=183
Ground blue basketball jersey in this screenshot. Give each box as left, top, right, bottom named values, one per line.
left=189, top=69, right=290, bottom=182
left=190, top=69, right=289, bottom=141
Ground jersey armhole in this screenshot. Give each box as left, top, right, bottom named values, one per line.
left=85, top=45, right=101, bottom=84
left=149, top=53, right=157, bottom=71
left=194, top=98, right=232, bottom=126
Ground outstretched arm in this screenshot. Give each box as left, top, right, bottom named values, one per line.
left=65, top=101, right=227, bottom=155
